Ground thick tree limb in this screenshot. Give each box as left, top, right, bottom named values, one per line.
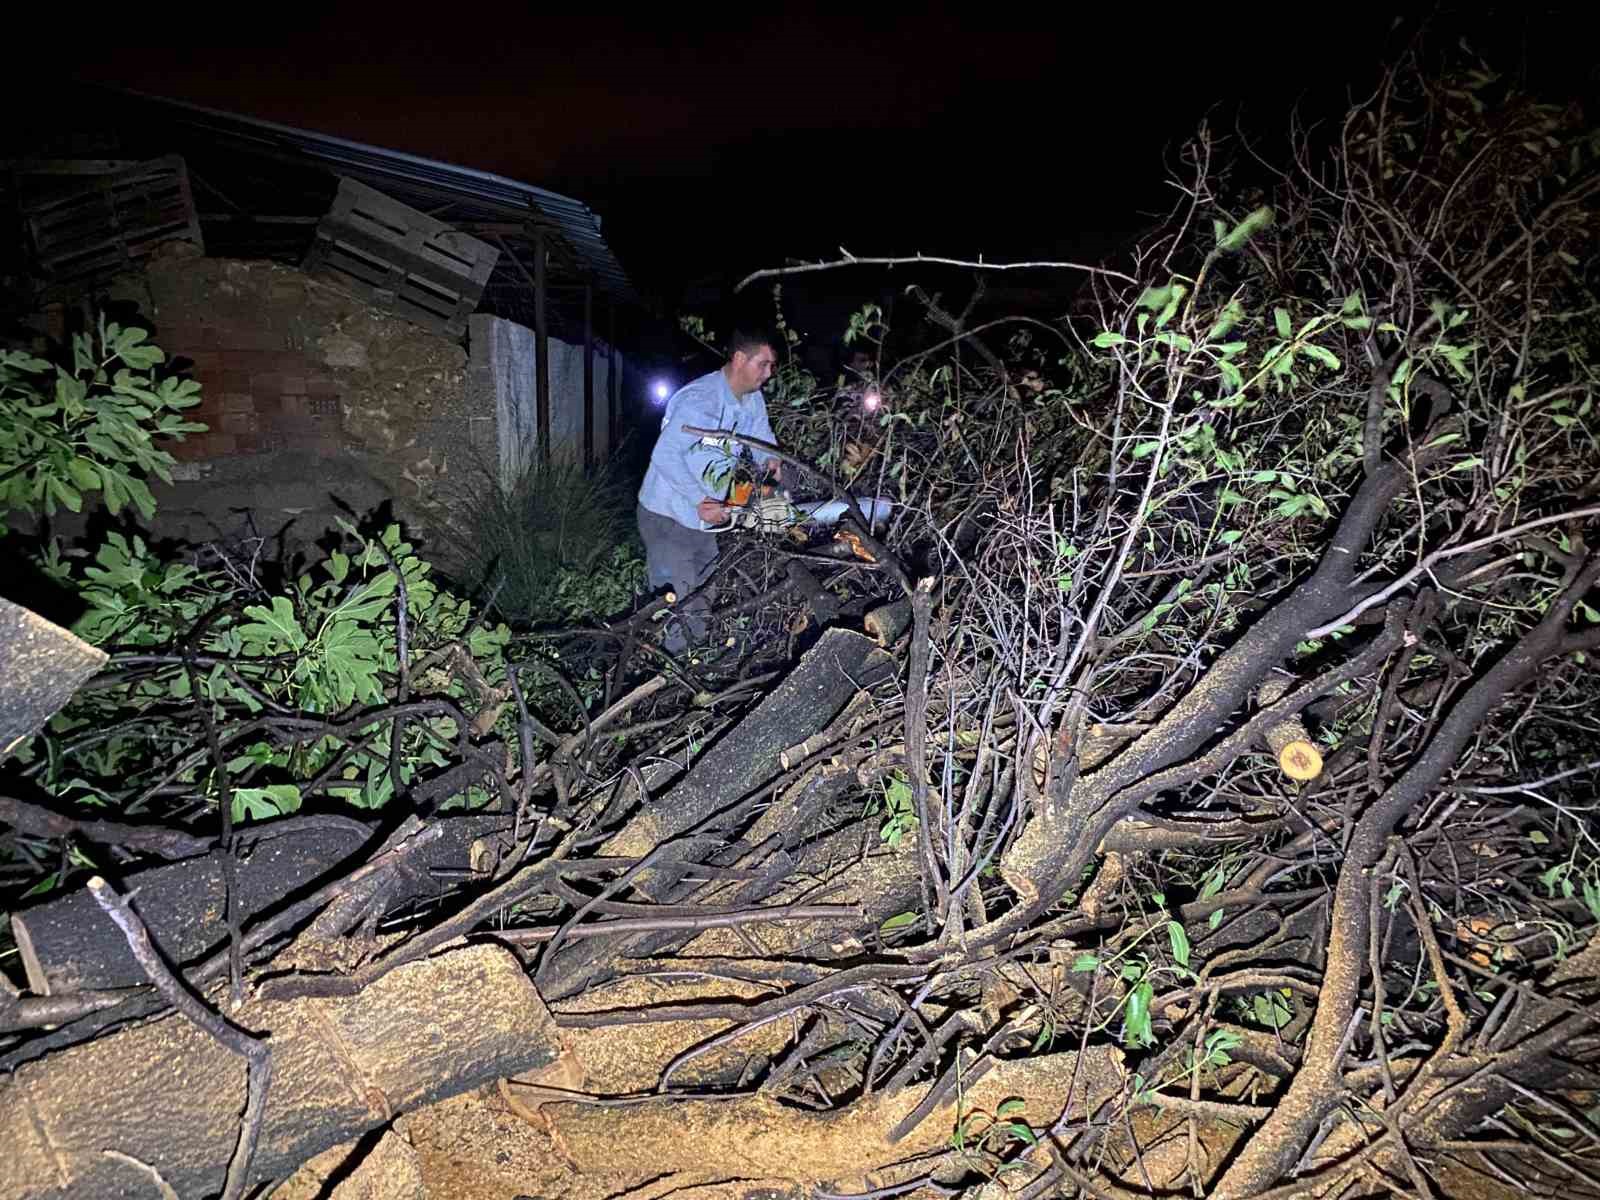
left=87, top=875, right=272, bottom=1200
left=0, top=945, right=560, bottom=1200
left=0, top=794, right=212, bottom=859
left=542, top=1047, right=1123, bottom=1179
left=1214, top=552, right=1600, bottom=1198
left=998, top=421, right=1452, bottom=917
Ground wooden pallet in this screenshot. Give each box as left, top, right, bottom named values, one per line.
left=21, top=156, right=203, bottom=290
left=304, top=178, right=499, bottom=337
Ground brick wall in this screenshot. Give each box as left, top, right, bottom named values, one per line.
left=107, top=255, right=478, bottom=517
left=168, top=348, right=344, bottom=462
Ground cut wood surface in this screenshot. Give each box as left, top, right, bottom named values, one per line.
left=1265, top=719, right=1324, bottom=781
left=0, top=596, right=107, bottom=760
left=0, top=944, right=560, bottom=1200
left=1258, top=673, right=1324, bottom=781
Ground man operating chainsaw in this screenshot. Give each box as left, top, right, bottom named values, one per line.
left=637, top=328, right=789, bottom=654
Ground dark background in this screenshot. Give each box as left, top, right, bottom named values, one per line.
left=9, top=7, right=1595, bottom=344
left=18, top=11, right=1391, bottom=292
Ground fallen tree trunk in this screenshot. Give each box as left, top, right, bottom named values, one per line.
left=0, top=944, right=560, bottom=1200
left=539, top=628, right=896, bottom=999
left=601, top=628, right=895, bottom=880
left=11, top=814, right=509, bottom=995
left=0, top=597, right=107, bottom=761
left=543, top=1046, right=1124, bottom=1181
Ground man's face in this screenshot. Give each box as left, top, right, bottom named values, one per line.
left=729, top=344, right=777, bottom=396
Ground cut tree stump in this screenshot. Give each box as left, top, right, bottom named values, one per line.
left=0, top=944, right=561, bottom=1200
left=11, top=814, right=510, bottom=995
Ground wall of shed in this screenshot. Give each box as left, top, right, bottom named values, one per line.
left=54, top=253, right=625, bottom=557
left=99, top=254, right=482, bottom=547
left=466, top=314, right=616, bottom=489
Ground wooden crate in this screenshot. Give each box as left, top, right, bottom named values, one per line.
left=22, top=156, right=203, bottom=290
left=304, top=178, right=499, bottom=337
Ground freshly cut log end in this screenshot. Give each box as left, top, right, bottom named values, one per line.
left=1265, top=720, right=1323, bottom=781
left=1275, top=739, right=1324, bottom=781
left=1257, top=673, right=1323, bottom=781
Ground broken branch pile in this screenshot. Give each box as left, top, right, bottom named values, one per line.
left=3, top=32, right=1600, bottom=1200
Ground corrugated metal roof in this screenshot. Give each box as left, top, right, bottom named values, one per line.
left=100, top=86, right=643, bottom=310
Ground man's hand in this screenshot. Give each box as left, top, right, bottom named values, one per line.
left=697, top=497, right=731, bottom=525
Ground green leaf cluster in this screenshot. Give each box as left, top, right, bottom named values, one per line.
left=0, top=318, right=205, bottom=534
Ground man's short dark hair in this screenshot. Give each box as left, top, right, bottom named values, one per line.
left=728, top=327, right=778, bottom=359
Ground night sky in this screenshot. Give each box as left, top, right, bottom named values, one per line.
left=18, top=8, right=1594, bottom=314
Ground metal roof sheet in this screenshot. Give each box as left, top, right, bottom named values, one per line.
left=97, top=87, right=643, bottom=309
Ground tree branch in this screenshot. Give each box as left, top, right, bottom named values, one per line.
left=87, top=876, right=272, bottom=1200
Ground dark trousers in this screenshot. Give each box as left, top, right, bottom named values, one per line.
left=637, top=503, right=720, bottom=653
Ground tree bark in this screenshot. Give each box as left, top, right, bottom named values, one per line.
left=11, top=815, right=509, bottom=995
left=543, top=1047, right=1123, bottom=1180
left=0, top=597, right=107, bottom=761
left=537, top=628, right=895, bottom=999
left=0, top=945, right=560, bottom=1200
left=1214, top=554, right=1600, bottom=1198
left=594, top=628, right=892, bottom=897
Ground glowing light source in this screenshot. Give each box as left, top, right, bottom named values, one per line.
left=862, top=388, right=881, bottom=412
left=652, top=380, right=671, bottom=403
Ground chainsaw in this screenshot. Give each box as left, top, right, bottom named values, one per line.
left=714, top=485, right=893, bottom=566
left=717, top=485, right=893, bottom=533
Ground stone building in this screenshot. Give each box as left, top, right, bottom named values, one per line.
left=6, top=86, right=649, bottom=548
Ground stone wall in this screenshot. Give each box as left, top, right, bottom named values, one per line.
left=86, top=254, right=621, bottom=555
left=105, top=255, right=494, bottom=547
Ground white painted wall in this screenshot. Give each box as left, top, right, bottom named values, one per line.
left=468, top=315, right=619, bottom=488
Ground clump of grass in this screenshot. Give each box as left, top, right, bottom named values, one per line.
left=444, top=459, right=644, bottom=625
